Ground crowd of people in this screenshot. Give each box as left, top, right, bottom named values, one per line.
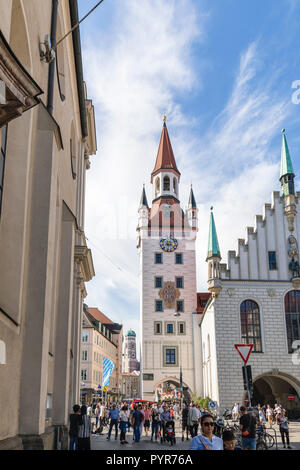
left=68, top=399, right=292, bottom=451
left=231, top=402, right=291, bottom=449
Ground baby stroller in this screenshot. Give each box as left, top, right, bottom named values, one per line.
left=161, top=420, right=176, bottom=445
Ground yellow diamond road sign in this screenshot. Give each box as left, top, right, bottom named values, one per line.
left=103, top=386, right=108, bottom=391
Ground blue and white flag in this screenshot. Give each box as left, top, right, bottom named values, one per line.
left=102, top=357, right=115, bottom=387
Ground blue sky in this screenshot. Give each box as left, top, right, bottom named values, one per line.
left=78, top=0, right=300, bottom=354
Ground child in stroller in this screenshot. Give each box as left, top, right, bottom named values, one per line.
left=161, top=419, right=176, bottom=445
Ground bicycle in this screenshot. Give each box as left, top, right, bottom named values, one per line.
left=256, top=429, right=268, bottom=450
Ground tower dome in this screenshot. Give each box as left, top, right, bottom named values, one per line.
left=126, top=329, right=136, bottom=337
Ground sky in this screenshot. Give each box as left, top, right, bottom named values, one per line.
left=78, top=0, right=300, bottom=356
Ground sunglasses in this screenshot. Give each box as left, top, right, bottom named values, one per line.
left=203, top=422, right=214, bottom=427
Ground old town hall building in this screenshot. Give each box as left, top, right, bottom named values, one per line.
left=137, top=118, right=202, bottom=402
left=138, top=123, right=300, bottom=415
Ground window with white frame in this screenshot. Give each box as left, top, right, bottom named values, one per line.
left=82, top=350, right=88, bottom=361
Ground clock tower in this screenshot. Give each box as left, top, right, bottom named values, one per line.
left=137, top=118, right=201, bottom=401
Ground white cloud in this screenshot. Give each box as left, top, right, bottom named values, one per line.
left=82, top=0, right=203, bottom=350
left=81, top=3, right=292, bottom=353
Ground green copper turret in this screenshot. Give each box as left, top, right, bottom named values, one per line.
left=207, top=207, right=221, bottom=260
left=280, top=129, right=295, bottom=196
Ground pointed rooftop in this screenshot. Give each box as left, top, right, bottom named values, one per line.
left=207, top=207, right=221, bottom=260
left=151, top=117, right=181, bottom=183
left=139, top=185, right=149, bottom=209
left=280, top=129, right=294, bottom=179
left=188, top=185, right=197, bottom=209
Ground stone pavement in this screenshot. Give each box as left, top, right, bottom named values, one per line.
left=91, top=420, right=300, bottom=451
left=91, top=419, right=190, bottom=451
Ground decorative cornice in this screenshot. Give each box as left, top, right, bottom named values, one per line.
left=74, top=245, right=95, bottom=282
left=0, top=30, right=43, bottom=127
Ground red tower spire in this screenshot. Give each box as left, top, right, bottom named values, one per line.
left=151, top=118, right=181, bottom=183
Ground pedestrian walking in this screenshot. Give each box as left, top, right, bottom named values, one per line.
left=239, top=406, right=257, bottom=450
left=131, top=405, right=143, bottom=443
left=232, top=403, right=239, bottom=421
left=278, top=410, right=291, bottom=449
left=274, top=403, right=282, bottom=425
left=143, top=405, right=151, bottom=437
left=266, top=405, right=274, bottom=428
left=107, top=403, right=120, bottom=440
left=94, top=402, right=100, bottom=430
left=188, top=403, right=199, bottom=437
left=69, top=404, right=82, bottom=450
left=182, top=402, right=190, bottom=441
left=98, top=400, right=106, bottom=431
left=119, top=405, right=130, bottom=445
left=257, top=405, right=266, bottom=428
left=78, top=405, right=92, bottom=450
left=151, top=408, right=160, bottom=441
left=190, top=413, right=223, bottom=450
left=138, top=404, right=145, bottom=438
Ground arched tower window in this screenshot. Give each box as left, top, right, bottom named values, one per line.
left=284, top=290, right=300, bottom=353
left=155, top=177, right=160, bottom=198
left=163, top=176, right=170, bottom=191
left=240, top=300, right=262, bottom=352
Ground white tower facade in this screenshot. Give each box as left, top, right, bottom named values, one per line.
left=137, top=119, right=201, bottom=401
left=123, top=329, right=140, bottom=373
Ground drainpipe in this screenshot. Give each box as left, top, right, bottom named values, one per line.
left=47, top=0, right=59, bottom=114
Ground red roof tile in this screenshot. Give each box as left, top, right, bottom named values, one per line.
left=88, top=307, right=113, bottom=324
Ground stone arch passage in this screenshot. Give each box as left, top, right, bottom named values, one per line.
left=252, top=372, right=300, bottom=418
left=154, top=377, right=191, bottom=403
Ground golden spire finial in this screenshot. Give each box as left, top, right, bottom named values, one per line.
left=163, top=115, right=167, bottom=122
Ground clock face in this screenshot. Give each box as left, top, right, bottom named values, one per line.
left=160, top=237, right=178, bottom=252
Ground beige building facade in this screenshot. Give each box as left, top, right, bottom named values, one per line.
left=81, top=306, right=123, bottom=403
left=121, top=372, right=141, bottom=399
left=0, top=0, right=96, bottom=450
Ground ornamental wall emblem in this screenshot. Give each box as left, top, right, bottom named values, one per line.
left=288, top=235, right=299, bottom=259
left=159, top=281, right=180, bottom=308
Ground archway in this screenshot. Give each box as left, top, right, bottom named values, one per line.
left=252, top=371, right=300, bottom=418
left=154, top=377, right=191, bottom=403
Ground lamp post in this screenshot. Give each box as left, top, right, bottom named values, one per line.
left=173, top=310, right=183, bottom=410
